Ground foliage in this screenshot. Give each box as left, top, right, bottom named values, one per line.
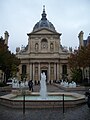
left=0, top=82, right=7, bottom=87
left=68, top=43, right=90, bottom=69
left=68, top=43, right=90, bottom=82
left=0, top=37, right=21, bottom=81
left=71, top=69, right=82, bottom=83
left=21, top=74, right=27, bottom=81
left=82, top=83, right=90, bottom=86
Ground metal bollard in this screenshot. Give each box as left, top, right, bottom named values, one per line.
left=23, top=94, right=25, bottom=115
left=63, top=94, right=65, bottom=113
left=87, top=95, right=90, bottom=108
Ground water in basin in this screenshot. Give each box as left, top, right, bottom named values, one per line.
left=11, top=95, right=76, bottom=101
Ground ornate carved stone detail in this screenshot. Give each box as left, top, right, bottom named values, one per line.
left=35, top=43, right=39, bottom=51
left=41, top=38, right=48, bottom=49
left=50, top=43, right=54, bottom=51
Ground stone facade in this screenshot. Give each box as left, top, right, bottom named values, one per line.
left=16, top=7, right=71, bottom=83
left=78, top=31, right=90, bottom=82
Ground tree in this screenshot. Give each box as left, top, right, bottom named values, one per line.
left=71, top=69, right=82, bottom=83
left=68, top=43, right=90, bottom=83
left=0, top=37, right=20, bottom=81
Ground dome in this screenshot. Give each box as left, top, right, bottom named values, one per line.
left=33, top=6, right=56, bottom=32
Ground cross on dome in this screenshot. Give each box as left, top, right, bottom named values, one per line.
left=43, top=5, right=45, bottom=11
left=41, top=5, right=47, bottom=20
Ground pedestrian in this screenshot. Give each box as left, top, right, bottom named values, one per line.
left=28, top=80, right=33, bottom=92
left=19, top=81, right=21, bottom=90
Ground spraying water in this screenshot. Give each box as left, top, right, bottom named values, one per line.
left=40, top=72, right=47, bottom=99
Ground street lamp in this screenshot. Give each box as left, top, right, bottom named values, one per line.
left=21, top=83, right=26, bottom=115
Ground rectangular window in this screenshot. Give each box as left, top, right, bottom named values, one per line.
left=62, top=65, right=67, bottom=75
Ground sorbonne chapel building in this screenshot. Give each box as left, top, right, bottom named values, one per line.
left=16, top=6, right=71, bottom=84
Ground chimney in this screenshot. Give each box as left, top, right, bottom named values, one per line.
left=4, top=31, right=9, bottom=45
left=78, top=31, right=84, bottom=48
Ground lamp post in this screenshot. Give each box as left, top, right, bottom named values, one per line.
left=89, top=66, right=90, bottom=83
left=22, top=85, right=26, bottom=115
left=23, top=92, right=25, bottom=115
left=62, top=94, right=65, bottom=114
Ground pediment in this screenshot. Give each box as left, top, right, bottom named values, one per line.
left=28, top=28, right=60, bottom=36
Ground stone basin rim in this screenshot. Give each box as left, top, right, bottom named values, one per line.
left=0, top=92, right=85, bottom=100
left=0, top=92, right=86, bottom=108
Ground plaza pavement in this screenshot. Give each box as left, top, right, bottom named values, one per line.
left=0, top=84, right=90, bottom=120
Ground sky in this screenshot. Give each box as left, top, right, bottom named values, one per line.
left=0, top=0, right=90, bottom=53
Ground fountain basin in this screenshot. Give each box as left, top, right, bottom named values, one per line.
left=0, top=92, right=85, bottom=108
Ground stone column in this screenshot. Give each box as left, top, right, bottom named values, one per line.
left=48, top=40, right=50, bottom=51
left=27, top=64, right=30, bottom=80
left=57, top=63, right=59, bottom=80
left=59, top=64, right=62, bottom=79
left=30, top=63, right=32, bottom=80
left=33, top=63, right=34, bottom=81
left=48, top=63, right=50, bottom=83
left=38, top=63, right=40, bottom=81
left=54, top=63, right=56, bottom=81
left=56, top=63, right=57, bottom=80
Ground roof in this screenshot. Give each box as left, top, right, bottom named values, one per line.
left=83, top=35, right=90, bottom=46
left=33, top=6, right=56, bottom=32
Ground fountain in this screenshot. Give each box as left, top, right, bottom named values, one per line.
left=40, top=72, right=47, bottom=99
left=0, top=75, right=85, bottom=108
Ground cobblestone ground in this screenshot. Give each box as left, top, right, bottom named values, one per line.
left=0, top=84, right=90, bottom=120
left=0, top=104, right=90, bottom=120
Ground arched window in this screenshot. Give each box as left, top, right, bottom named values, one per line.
left=41, top=38, right=48, bottom=49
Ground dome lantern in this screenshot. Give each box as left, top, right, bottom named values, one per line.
left=41, top=5, right=47, bottom=20
left=33, top=6, right=56, bottom=32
